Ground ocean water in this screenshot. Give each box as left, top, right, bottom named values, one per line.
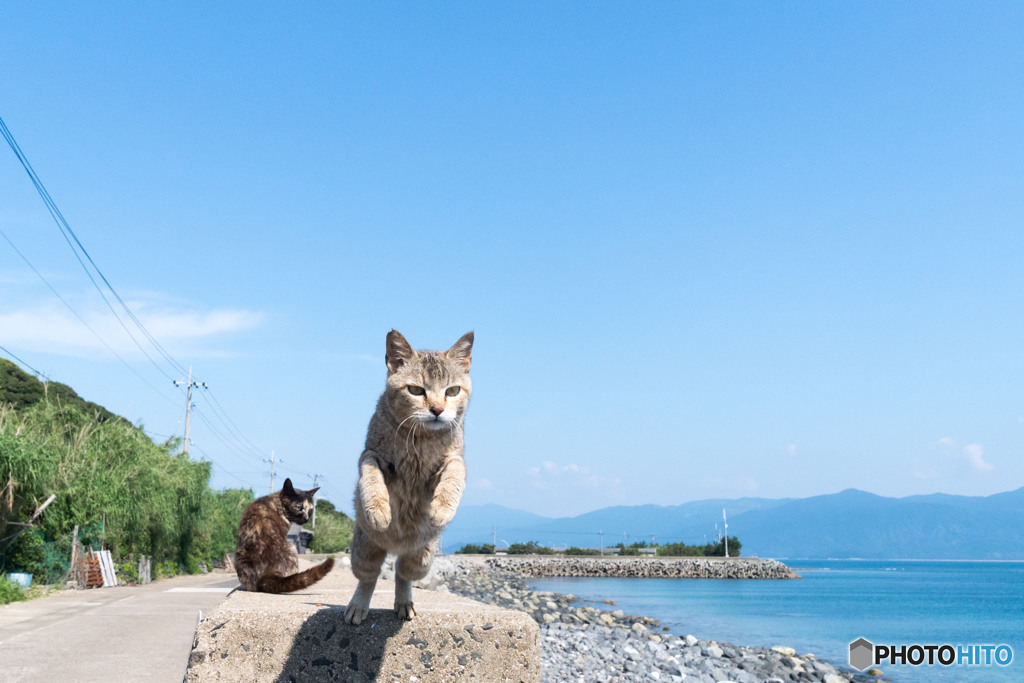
left=530, top=560, right=1024, bottom=682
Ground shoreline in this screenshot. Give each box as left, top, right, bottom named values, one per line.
left=430, top=555, right=883, bottom=683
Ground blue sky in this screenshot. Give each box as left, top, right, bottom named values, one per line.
left=2, top=3, right=1022, bottom=517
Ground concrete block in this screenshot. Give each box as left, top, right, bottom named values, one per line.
left=186, top=557, right=539, bottom=682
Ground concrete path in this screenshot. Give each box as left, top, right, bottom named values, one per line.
left=0, top=571, right=238, bottom=683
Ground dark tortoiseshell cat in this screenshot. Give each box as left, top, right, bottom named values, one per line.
left=234, top=478, right=334, bottom=593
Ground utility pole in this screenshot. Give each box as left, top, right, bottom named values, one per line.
left=310, top=473, right=321, bottom=528
left=493, top=526, right=497, bottom=549
left=264, top=452, right=280, bottom=494
left=599, top=530, right=604, bottom=556
left=723, top=508, right=729, bottom=558
left=173, top=366, right=206, bottom=455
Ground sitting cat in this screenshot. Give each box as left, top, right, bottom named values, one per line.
left=235, top=478, right=334, bottom=593
left=344, top=329, right=474, bottom=624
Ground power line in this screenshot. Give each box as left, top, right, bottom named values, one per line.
left=0, top=114, right=185, bottom=383
left=0, top=344, right=48, bottom=379
left=203, top=387, right=267, bottom=457
left=190, top=402, right=266, bottom=464
left=2, top=114, right=325, bottom=495
left=0, top=226, right=180, bottom=406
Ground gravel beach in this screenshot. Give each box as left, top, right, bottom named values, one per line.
left=402, top=556, right=886, bottom=683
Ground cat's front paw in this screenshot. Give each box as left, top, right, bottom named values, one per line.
left=363, top=496, right=392, bottom=532
left=395, top=601, right=416, bottom=620
left=428, top=498, right=456, bottom=528
left=344, top=602, right=370, bottom=625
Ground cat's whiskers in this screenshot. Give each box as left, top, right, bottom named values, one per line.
left=401, top=417, right=413, bottom=458
left=392, top=413, right=419, bottom=451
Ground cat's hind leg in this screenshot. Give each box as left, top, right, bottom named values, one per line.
left=344, top=525, right=386, bottom=625
left=394, top=543, right=435, bottom=620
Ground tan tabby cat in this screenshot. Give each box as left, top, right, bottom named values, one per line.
left=344, top=330, right=473, bottom=624
left=235, top=478, right=334, bottom=593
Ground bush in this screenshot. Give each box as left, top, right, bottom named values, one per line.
left=656, top=536, right=741, bottom=557
left=506, top=541, right=555, bottom=555
left=11, top=531, right=46, bottom=575
left=0, top=577, right=26, bottom=604
left=116, top=560, right=140, bottom=584
left=308, top=499, right=354, bottom=554
left=564, top=546, right=599, bottom=556
left=0, top=377, right=251, bottom=578
left=455, top=543, right=495, bottom=554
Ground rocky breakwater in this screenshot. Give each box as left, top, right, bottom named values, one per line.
left=441, top=557, right=881, bottom=683
left=483, top=555, right=802, bottom=580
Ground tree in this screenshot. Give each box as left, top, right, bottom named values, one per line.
left=656, top=537, right=741, bottom=557
left=707, top=536, right=741, bottom=557
left=308, top=499, right=354, bottom=553
left=506, top=541, right=555, bottom=555
left=201, top=488, right=255, bottom=559
left=0, top=359, right=43, bottom=410
left=564, top=546, right=599, bottom=556
left=455, top=543, right=495, bottom=554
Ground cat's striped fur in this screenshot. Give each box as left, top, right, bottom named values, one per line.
left=344, top=330, right=473, bottom=624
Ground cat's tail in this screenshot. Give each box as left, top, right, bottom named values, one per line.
left=256, top=557, right=335, bottom=594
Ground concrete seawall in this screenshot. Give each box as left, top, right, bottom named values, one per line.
left=476, top=555, right=801, bottom=579
left=186, top=558, right=539, bottom=682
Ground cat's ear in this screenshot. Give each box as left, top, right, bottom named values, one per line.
left=446, top=331, right=474, bottom=371
left=308, top=487, right=320, bottom=497
left=282, top=478, right=294, bottom=494
left=386, top=329, right=416, bottom=373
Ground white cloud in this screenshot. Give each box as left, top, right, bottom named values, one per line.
left=474, top=478, right=493, bottom=491
left=963, top=444, right=993, bottom=472
left=0, top=299, right=264, bottom=359
left=936, top=437, right=955, bottom=448
left=527, top=459, right=621, bottom=493
left=786, top=444, right=798, bottom=457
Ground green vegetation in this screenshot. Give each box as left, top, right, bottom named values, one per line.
left=0, top=359, right=124, bottom=424
left=564, top=546, right=600, bottom=556
left=656, top=536, right=741, bottom=557
left=506, top=540, right=555, bottom=555
left=455, top=543, right=495, bottom=554
left=308, top=499, right=354, bottom=553
left=0, top=359, right=337, bottom=587
left=614, top=541, right=656, bottom=556
left=0, top=576, right=27, bottom=605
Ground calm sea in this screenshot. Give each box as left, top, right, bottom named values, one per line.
left=530, top=560, right=1024, bottom=682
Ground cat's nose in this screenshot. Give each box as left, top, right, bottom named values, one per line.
left=429, top=405, right=444, bottom=416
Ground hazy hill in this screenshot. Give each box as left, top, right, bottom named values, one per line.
left=444, top=487, right=1024, bottom=560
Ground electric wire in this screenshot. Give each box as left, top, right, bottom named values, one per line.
left=0, top=226, right=180, bottom=407
left=0, top=115, right=185, bottom=384
left=2, top=113, right=326, bottom=492
left=0, top=343, right=48, bottom=379
left=203, top=387, right=267, bottom=458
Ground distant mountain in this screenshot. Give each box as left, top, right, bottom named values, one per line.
left=442, top=503, right=553, bottom=551
left=443, top=497, right=789, bottom=552
left=734, top=487, right=1024, bottom=560
left=443, top=488, right=1024, bottom=560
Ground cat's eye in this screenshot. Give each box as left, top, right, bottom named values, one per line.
left=407, top=385, right=425, bottom=396
left=445, top=386, right=461, bottom=397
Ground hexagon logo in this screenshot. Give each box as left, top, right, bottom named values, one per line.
left=849, top=637, right=875, bottom=671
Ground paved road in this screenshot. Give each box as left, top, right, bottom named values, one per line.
left=0, top=571, right=238, bottom=683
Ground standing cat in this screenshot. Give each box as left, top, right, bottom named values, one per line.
left=344, top=330, right=473, bottom=624
left=235, top=478, right=335, bottom=593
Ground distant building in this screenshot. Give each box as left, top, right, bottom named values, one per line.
left=287, top=523, right=314, bottom=554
